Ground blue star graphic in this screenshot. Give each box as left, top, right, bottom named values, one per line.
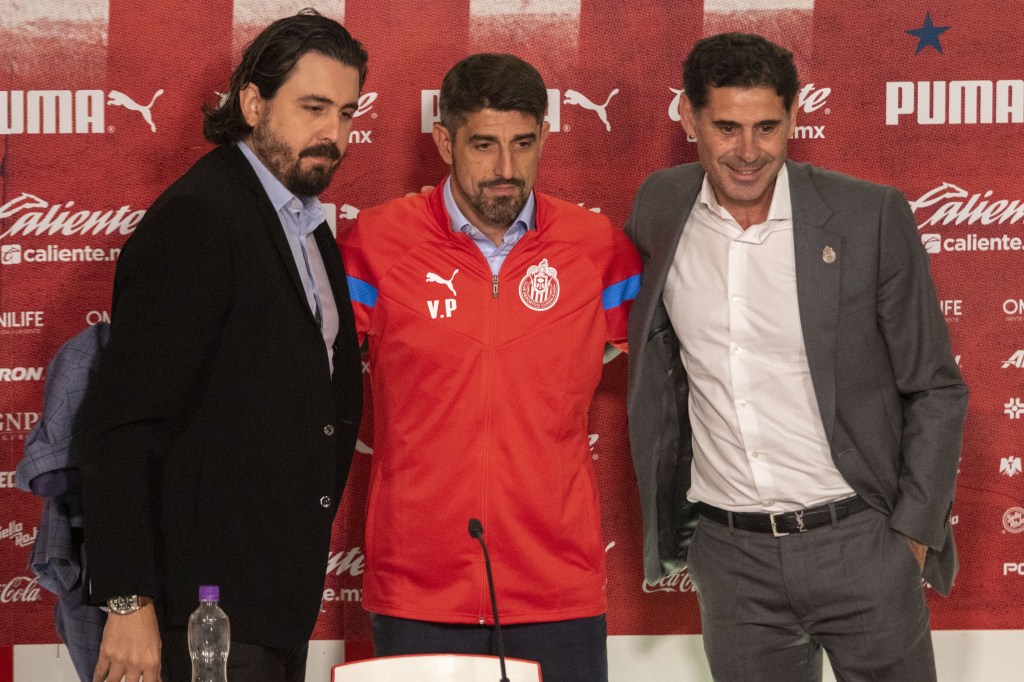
left=906, top=12, right=951, bottom=54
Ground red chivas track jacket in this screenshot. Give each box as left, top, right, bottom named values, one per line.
left=340, top=184, right=641, bottom=624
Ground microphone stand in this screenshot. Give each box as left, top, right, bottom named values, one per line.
left=469, top=518, right=510, bottom=682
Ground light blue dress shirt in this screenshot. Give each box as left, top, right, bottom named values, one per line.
left=238, top=141, right=326, bottom=323
left=442, top=176, right=536, bottom=276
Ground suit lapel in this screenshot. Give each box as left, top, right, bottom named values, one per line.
left=223, top=145, right=323, bottom=330
left=314, top=223, right=357, bottom=339
left=788, top=161, right=841, bottom=439
left=637, top=166, right=704, bottom=341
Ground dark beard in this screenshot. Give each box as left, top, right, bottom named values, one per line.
left=250, top=123, right=341, bottom=197
left=471, top=177, right=527, bottom=226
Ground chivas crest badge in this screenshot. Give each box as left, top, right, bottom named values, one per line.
left=519, top=258, right=560, bottom=311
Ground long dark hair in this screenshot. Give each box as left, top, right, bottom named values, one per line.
left=202, top=8, right=368, bottom=145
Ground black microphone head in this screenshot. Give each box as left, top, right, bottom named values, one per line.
left=468, top=517, right=484, bottom=539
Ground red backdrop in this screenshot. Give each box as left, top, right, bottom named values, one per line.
left=2, top=0, right=1022, bottom=658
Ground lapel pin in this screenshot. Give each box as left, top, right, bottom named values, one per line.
left=822, top=246, right=837, bottom=264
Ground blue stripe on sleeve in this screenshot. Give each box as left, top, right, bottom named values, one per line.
left=602, top=274, right=641, bottom=310
left=347, top=276, right=378, bottom=308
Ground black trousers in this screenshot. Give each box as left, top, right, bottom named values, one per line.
left=370, top=613, right=608, bottom=682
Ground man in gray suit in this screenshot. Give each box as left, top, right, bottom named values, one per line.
left=625, top=33, right=967, bottom=681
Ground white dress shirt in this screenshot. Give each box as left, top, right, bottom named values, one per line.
left=663, top=165, right=856, bottom=512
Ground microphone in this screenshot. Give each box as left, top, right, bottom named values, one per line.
left=468, top=518, right=510, bottom=682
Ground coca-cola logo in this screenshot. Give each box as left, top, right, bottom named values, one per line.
left=642, top=567, right=696, bottom=594
left=0, top=576, right=42, bottom=603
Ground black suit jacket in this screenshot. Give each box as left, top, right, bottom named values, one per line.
left=82, top=144, right=362, bottom=647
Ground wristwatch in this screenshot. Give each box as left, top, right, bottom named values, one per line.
left=105, top=595, right=153, bottom=615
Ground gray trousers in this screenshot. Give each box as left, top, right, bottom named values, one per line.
left=688, top=506, right=936, bottom=682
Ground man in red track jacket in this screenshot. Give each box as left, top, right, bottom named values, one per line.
left=340, top=54, right=641, bottom=682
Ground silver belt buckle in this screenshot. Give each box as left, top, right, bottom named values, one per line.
left=769, top=511, right=789, bottom=537
left=770, top=510, right=807, bottom=537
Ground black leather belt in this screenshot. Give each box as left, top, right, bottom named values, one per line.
left=698, top=496, right=871, bottom=537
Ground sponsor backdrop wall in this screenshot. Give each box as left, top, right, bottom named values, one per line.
left=1, top=1, right=1021, bottom=680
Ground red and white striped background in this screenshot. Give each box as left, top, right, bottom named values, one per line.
left=1, top=1, right=1021, bottom=680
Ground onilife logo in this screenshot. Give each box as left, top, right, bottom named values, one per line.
left=910, top=183, right=1024, bottom=254
left=642, top=567, right=696, bottom=594
left=886, top=80, right=1023, bottom=126
left=0, top=311, right=44, bottom=335
left=938, top=299, right=961, bottom=322
left=668, top=83, right=831, bottom=141
left=1004, top=507, right=1024, bottom=534
left=0, top=88, right=165, bottom=134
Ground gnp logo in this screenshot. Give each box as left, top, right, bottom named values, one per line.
left=886, top=80, right=1023, bottom=126
left=0, top=88, right=164, bottom=134
left=0, top=411, right=41, bottom=442
left=668, top=83, right=831, bottom=140
left=911, top=183, right=1024, bottom=254
left=0, top=193, right=145, bottom=243
left=422, top=89, right=564, bottom=133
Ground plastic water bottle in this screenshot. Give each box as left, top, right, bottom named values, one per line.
left=187, top=584, right=230, bottom=681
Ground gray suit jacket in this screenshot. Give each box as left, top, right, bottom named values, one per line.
left=625, top=160, right=968, bottom=595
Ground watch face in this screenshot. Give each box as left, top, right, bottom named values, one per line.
left=107, top=595, right=140, bottom=615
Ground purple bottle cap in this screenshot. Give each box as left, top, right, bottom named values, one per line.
left=198, top=585, right=219, bottom=601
